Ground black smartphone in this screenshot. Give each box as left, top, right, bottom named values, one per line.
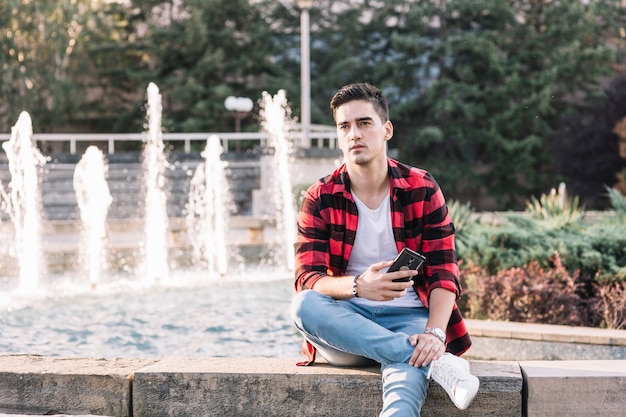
left=388, top=248, right=426, bottom=282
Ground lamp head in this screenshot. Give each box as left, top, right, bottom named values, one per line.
left=296, top=0, right=313, bottom=10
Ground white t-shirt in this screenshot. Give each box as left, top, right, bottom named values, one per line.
left=345, top=192, right=424, bottom=308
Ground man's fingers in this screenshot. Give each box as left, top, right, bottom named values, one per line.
left=387, top=269, right=417, bottom=282
left=408, top=335, right=445, bottom=367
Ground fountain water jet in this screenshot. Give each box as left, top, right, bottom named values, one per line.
left=259, top=90, right=297, bottom=271
left=0, top=87, right=306, bottom=359
left=142, top=82, right=169, bottom=283
left=186, top=135, right=233, bottom=276
left=1, top=111, right=46, bottom=293
left=73, top=146, right=113, bottom=289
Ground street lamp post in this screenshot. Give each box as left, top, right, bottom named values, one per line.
left=224, top=96, right=253, bottom=152
left=297, top=0, right=313, bottom=149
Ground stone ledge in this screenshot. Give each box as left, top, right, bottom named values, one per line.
left=466, top=319, right=626, bottom=346
left=465, top=319, right=626, bottom=361
left=522, top=360, right=626, bottom=417
left=132, top=358, right=521, bottom=417
left=0, top=355, right=520, bottom=417
left=0, top=355, right=157, bottom=416
left=2, top=355, right=625, bottom=416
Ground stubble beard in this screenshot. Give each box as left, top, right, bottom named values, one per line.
left=350, top=150, right=372, bottom=167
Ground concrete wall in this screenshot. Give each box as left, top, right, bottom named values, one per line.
left=1, top=355, right=625, bottom=417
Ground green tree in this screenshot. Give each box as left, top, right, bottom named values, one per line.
left=77, top=2, right=151, bottom=134
left=276, top=0, right=624, bottom=209
left=295, top=0, right=419, bottom=126
left=0, top=0, right=147, bottom=137
left=2, top=0, right=623, bottom=208
left=389, top=0, right=621, bottom=208
left=0, top=0, right=84, bottom=132
left=127, top=0, right=296, bottom=134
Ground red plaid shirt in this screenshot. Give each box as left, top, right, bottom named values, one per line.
left=294, top=158, right=471, bottom=365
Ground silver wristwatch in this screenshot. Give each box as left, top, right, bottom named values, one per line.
left=425, top=327, right=446, bottom=344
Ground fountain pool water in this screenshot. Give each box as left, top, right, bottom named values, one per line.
left=0, top=85, right=305, bottom=359
left=0, top=271, right=301, bottom=359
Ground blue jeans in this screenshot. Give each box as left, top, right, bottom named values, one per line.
left=291, top=290, right=430, bottom=417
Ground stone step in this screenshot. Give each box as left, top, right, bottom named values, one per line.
left=0, top=157, right=261, bottom=222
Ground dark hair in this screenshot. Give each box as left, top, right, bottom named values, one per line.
left=330, top=83, right=389, bottom=122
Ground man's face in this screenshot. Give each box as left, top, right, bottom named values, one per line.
left=335, top=100, right=393, bottom=166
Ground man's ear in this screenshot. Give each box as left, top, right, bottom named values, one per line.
left=384, top=120, right=394, bottom=141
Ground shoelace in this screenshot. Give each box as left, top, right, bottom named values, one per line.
left=430, top=360, right=464, bottom=391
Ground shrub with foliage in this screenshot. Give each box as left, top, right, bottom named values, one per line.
left=456, top=186, right=626, bottom=329
left=459, top=252, right=588, bottom=326
left=458, top=187, right=626, bottom=282
left=447, top=199, right=475, bottom=244
left=525, top=183, right=584, bottom=229
left=606, top=186, right=626, bottom=221
left=596, top=281, right=626, bottom=330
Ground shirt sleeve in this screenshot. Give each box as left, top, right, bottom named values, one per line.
left=293, top=186, right=331, bottom=292
left=420, top=174, right=461, bottom=299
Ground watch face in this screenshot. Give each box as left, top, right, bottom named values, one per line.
left=427, top=327, right=446, bottom=342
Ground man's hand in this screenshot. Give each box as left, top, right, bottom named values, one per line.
left=355, top=260, right=417, bottom=301
left=408, top=333, right=445, bottom=368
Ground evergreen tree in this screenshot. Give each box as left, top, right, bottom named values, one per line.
left=275, top=0, right=624, bottom=208
left=78, top=2, right=150, bottom=134
left=2, top=0, right=623, bottom=209
left=129, top=0, right=295, bottom=134
left=388, top=0, right=620, bottom=208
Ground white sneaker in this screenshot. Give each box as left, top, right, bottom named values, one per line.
left=427, top=353, right=479, bottom=410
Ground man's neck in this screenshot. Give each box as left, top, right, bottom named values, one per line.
left=348, top=158, right=390, bottom=209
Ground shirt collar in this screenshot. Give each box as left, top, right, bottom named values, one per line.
left=332, top=158, right=412, bottom=197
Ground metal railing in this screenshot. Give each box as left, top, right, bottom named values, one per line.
left=0, top=124, right=338, bottom=155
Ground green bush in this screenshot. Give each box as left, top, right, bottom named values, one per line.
left=447, top=199, right=475, bottom=245
left=457, top=192, right=626, bottom=284
left=525, top=182, right=584, bottom=229
left=455, top=186, right=626, bottom=329
left=606, top=186, right=626, bottom=218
